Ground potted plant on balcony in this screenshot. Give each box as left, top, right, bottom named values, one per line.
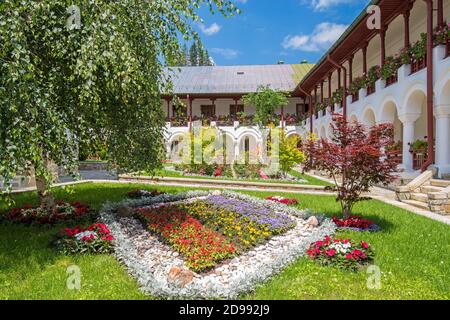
left=434, top=22, right=449, bottom=45
left=381, top=56, right=401, bottom=85
left=365, top=65, right=380, bottom=94
left=409, top=139, right=428, bottom=154
left=349, top=76, right=365, bottom=100
left=331, top=88, right=344, bottom=107
left=409, top=33, right=427, bottom=73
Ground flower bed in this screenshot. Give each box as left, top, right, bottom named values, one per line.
left=100, top=190, right=336, bottom=298
left=265, top=196, right=298, bottom=206
left=55, top=223, right=113, bottom=254
left=307, top=236, right=374, bottom=271
left=137, top=205, right=236, bottom=272
left=3, top=201, right=91, bottom=225
left=332, top=216, right=381, bottom=232
left=136, top=194, right=296, bottom=271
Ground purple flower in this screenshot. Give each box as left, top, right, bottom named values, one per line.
left=205, top=196, right=295, bottom=233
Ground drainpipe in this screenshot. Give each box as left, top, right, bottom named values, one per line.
left=421, top=0, right=435, bottom=172
left=327, top=55, right=347, bottom=119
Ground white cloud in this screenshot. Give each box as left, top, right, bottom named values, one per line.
left=308, top=0, right=361, bottom=11
left=199, top=23, right=222, bottom=36
left=282, top=22, right=348, bottom=52
left=210, top=48, right=240, bottom=59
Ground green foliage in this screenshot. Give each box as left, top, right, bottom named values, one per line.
left=242, top=86, right=289, bottom=127
left=0, top=183, right=449, bottom=299
left=381, top=56, right=401, bottom=80
left=331, top=88, right=344, bottom=105
left=410, top=139, right=428, bottom=152
left=278, top=135, right=306, bottom=175
left=0, top=0, right=238, bottom=202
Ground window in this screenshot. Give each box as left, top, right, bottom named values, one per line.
left=201, top=105, right=215, bottom=117
left=230, top=104, right=244, bottom=117
left=296, top=104, right=308, bottom=117
left=172, top=104, right=187, bottom=117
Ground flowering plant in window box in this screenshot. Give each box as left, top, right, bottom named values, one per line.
left=433, top=23, right=449, bottom=46
left=332, top=216, right=380, bottom=232
left=381, top=56, right=401, bottom=81
left=331, top=88, right=344, bottom=105
left=3, top=201, right=91, bottom=225
left=366, top=65, right=381, bottom=88
left=55, top=223, right=114, bottom=254
left=307, top=236, right=374, bottom=271
left=348, top=76, right=365, bottom=96
left=409, top=139, right=428, bottom=153
left=266, top=196, right=298, bottom=206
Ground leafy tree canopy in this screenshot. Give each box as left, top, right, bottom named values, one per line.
left=0, top=0, right=239, bottom=208
left=243, top=86, right=289, bottom=127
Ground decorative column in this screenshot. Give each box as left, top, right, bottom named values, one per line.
left=403, top=9, right=411, bottom=49
left=337, top=69, right=341, bottom=89
left=211, top=98, right=216, bottom=116
left=380, top=27, right=386, bottom=66
left=348, top=55, right=353, bottom=84
left=362, top=43, right=368, bottom=75
left=400, top=114, right=420, bottom=172
left=435, top=105, right=450, bottom=174
left=328, top=73, right=332, bottom=102
left=188, top=95, right=193, bottom=130
left=437, top=0, right=444, bottom=28
left=165, top=98, right=171, bottom=119
left=320, top=81, right=324, bottom=103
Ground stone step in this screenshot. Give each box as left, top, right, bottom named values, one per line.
left=420, top=185, right=445, bottom=193
left=431, top=179, right=450, bottom=188
left=403, top=199, right=430, bottom=210
left=410, top=192, right=429, bottom=203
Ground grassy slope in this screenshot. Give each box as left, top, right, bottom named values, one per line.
left=0, top=183, right=448, bottom=300
left=148, top=167, right=331, bottom=187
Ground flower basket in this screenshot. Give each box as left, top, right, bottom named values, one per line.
left=3, top=201, right=92, bottom=225
left=307, top=236, right=374, bottom=271
left=54, top=223, right=114, bottom=254
left=332, top=216, right=380, bottom=232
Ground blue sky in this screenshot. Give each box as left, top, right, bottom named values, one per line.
left=194, top=0, right=370, bottom=66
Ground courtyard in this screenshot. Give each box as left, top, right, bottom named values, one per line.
left=0, top=183, right=448, bottom=300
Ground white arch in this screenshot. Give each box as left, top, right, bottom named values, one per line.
left=236, top=131, right=260, bottom=146
left=349, top=113, right=358, bottom=124
left=362, top=106, right=377, bottom=127
left=378, top=95, right=400, bottom=122
left=401, top=82, right=427, bottom=115
left=168, top=132, right=186, bottom=145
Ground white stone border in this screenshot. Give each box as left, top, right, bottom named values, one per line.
left=100, top=190, right=336, bottom=299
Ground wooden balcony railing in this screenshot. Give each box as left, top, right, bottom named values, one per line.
left=412, top=151, right=427, bottom=171
left=385, top=74, right=398, bottom=87
left=366, top=85, right=376, bottom=96
left=410, top=57, right=427, bottom=74
left=386, top=150, right=403, bottom=166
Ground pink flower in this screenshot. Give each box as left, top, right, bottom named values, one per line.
left=361, top=241, right=369, bottom=249
left=327, top=249, right=336, bottom=257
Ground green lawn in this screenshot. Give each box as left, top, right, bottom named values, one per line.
left=147, top=167, right=331, bottom=186
left=0, top=183, right=449, bottom=300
